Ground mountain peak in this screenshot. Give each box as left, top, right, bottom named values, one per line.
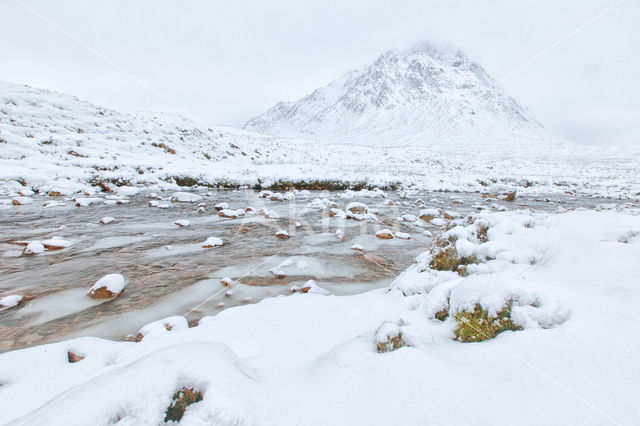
left=245, top=43, right=549, bottom=147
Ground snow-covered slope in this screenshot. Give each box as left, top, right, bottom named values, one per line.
left=1, top=80, right=639, bottom=199
left=245, top=43, right=555, bottom=148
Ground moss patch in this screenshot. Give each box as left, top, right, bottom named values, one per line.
left=454, top=303, right=522, bottom=342
left=164, top=387, right=203, bottom=423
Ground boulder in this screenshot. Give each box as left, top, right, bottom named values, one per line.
left=88, top=273, right=127, bottom=299
left=375, top=229, right=394, bottom=239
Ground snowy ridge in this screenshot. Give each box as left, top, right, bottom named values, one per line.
left=245, top=43, right=556, bottom=148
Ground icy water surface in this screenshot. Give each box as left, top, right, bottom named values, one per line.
left=0, top=188, right=617, bottom=352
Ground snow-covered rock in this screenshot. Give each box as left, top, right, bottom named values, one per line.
left=275, top=230, right=290, bottom=240
left=202, top=237, right=224, bottom=248
left=0, top=294, right=24, bottom=309
left=12, top=196, right=33, bottom=205
left=375, top=229, right=394, bottom=239
left=171, top=192, right=202, bottom=203
left=23, top=241, right=45, bottom=255
left=136, top=316, right=189, bottom=342
left=41, top=237, right=72, bottom=250
left=87, top=273, right=127, bottom=299
left=99, top=216, right=115, bottom=224
left=174, top=219, right=190, bottom=228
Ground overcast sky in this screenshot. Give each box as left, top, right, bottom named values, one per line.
left=0, top=0, right=638, bottom=146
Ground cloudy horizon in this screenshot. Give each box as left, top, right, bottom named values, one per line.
left=0, top=0, right=637, bottom=147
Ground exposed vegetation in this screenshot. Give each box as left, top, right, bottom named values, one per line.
left=376, top=331, right=405, bottom=353
left=428, top=234, right=477, bottom=273
left=151, top=142, right=177, bottom=154
left=454, top=303, right=522, bottom=342
left=164, top=387, right=203, bottom=423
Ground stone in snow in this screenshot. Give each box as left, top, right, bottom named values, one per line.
left=99, top=216, right=115, bottom=224
left=419, top=208, right=440, bottom=221
left=276, top=230, right=290, bottom=239
left=0, top=294, right=24, bottom=308
left=48, top=187, right=73, bottom=196
left=171, top=192, right=202, bottom=203
left=42, top=237, right=72, bottom=250
left=67, top=351, right=85, bottom=363
left=346, top=202, right=368, bottom=214
left=148, top=200, right=159, bottom=207
left=270, top=267, right=285, bottom=278
left=290, top=280, right=331, bottom=295
left=174, top=219, right=190, bottom=227
left=376, top=229, right=394, bottom=239
left=88, top=273, right=127, bottom=299
left=224, top=290, right=233, bottom=297
left=395, top=232, right=411, bottom=240
left=135, top=316, right=188, bottom=342
left=43, top=200, right=63, bottom=208
left=214, top=202, right=229, bottom=211
left=400, top=214, right=418, bottom=222
left=351, top=244, right=364, bottom=252
left=12, top=196, right=33, bottom=205
left=202, top=237, right=224, bottom=248
left=74, top=197, right=101, bottom=207
left=116, top=186, right=139, bottom=196
left=218, top=209, right=245, bottom=218
left=23, top=241, right=45, bottom=255
left=269, top=192, right=284, bottom=202
left=19, top=189, right=34, bottom=196
left=264, top=209, right=280, bottom=219
left=329, top=208, right=346, bottom=218
left=430, top=218, right=446, bottom=227
left=220, top=277, right=233, bottom=287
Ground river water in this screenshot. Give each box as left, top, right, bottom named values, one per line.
left=0, top=188, right=617, bottom=352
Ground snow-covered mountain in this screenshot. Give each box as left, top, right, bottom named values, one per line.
left=245, top=43, right=553, bottom=147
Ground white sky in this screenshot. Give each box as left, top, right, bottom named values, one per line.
left=0, top=0, right=638, bottom=146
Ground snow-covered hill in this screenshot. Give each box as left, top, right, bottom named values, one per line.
left=245, top=43, right=556, bottom=148
left=1, top=80, right=639, bottom=200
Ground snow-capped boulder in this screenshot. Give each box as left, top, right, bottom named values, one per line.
left=74, top=197, right=101, bottom=207
left=99, top=216, right=115, bottom=224
left=214, top=202, right=229, bottom=211
left=329, top=208, right=346, bottom=218
left=376, top=229, right=394, bottom=239
left=88, top=273, right=127, bottom=299
left=276, top=230, right=290, bottom=240
left=395, top=232, right=411, bottom=240
left=48, top=187, right=73, bottom=197
left=174, top=219, right=190, bottom=228
left=218, top=209, right=246, bottom=218
left=290, top=279, right=331, bottom=295
left=202, top=237, right=224, bottom=248
left=23, top=241, right=45, bottom=255
left=12, top=196, right=33, bottom=205
left=42, top=237, right=72, bottom=250
left=346, top=202, right=368, bottom=214
left=419, top=208, right=440, bottom=221
left=171, top=192, right=202, bottom=203
left=0, top=294, right=24, bottom=309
